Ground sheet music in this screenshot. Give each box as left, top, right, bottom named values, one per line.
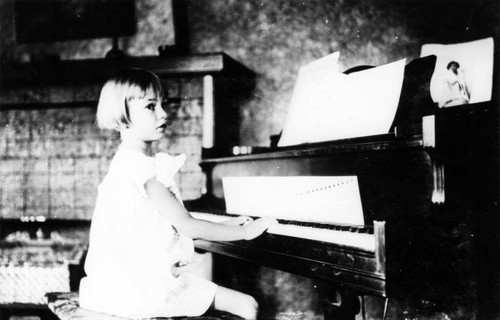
left=222, top=176, right=364, bottom=225
left=420, top=37, right=493, bottom=107
left=278, top=51, right=340, bottom=147
left=278, top=57, right=406, bottom=146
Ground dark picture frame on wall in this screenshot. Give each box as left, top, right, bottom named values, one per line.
left=14, top=0, right=189, bottom=55
left=14, top=0, right=137, bottom=43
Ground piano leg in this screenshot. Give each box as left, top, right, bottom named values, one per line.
left=322, top=287, right=361, bottom=320
left=382, top=297, right=389, bottom=320
left=361, top=295, right=366, bottom=320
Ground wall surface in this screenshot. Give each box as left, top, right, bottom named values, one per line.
left=0, top=78, right=206, bottom=220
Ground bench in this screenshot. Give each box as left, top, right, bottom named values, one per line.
left=44, top=292, right=242, bottom=320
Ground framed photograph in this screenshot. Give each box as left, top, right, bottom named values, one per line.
left=421, top=37, right=494, bottom=108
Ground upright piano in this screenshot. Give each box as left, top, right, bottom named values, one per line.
left=186, top=101, right=499, bottom=319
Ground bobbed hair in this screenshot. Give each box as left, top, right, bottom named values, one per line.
left=96, top=68, right=164, bottom=130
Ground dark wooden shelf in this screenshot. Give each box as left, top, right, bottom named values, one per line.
left=0, top=52, right=255, bottom=86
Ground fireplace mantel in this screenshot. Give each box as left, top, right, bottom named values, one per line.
left=0, top=52, right=255, bottom=155
left=0, top=52, right=255, bottom=86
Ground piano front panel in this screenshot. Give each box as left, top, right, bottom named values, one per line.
left=194, top=144, right=438, bottom=297
left=195, top=232, right=386, bottom=296
left=195, top=136, right=476, bottom=299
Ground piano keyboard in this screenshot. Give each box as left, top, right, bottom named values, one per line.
left=190, top=211, right=376, bottom=252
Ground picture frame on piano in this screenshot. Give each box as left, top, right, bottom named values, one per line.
left=421, top=37, right=494, bottom=108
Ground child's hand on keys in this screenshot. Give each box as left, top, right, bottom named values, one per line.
left=243, top=217, right=279, bottom=240
left=222, top=215, right=253, bottom=226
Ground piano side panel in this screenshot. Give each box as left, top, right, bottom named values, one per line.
left=433, top=103, right=500, bottom=316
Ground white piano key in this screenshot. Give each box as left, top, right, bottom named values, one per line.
left=267, top=223, right=375, bottom=252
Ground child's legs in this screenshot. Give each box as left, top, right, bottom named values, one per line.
left=213, top=286, right=258, bottom=320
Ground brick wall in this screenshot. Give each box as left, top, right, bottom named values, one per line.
left=0, top=76, right=206, bottom=220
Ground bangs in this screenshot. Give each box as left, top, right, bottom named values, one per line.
left=125, top=83, right=163, bottom=101
left=116, top=68, right=164, bottom=101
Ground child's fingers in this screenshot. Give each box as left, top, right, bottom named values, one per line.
left=171, top=263, right=194, bottom=277
left=243, top=217, right=279, bottom=240
left=240, top=216, right=254, bottom=225
left=257, top=217, right=279, bottom=227
left=225, top=216, right=253, bottom=225
left=252, top=217, right=278, bottom=231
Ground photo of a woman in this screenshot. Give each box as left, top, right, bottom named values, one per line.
left=439, top=60, right=470, bottom=107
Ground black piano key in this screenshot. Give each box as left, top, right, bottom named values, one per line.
left=274, top=219, right=374, bottom=234
left=361, top=226, right=374, bottom=234
left=349, top=226, right=366, bottom=233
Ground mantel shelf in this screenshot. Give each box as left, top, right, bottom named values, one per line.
left=0, top=52, right=255, bottom=86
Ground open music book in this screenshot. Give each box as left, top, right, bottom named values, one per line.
left=222, top=176, right=365, bottom=225
left=278, top=53, right=406, bottom=146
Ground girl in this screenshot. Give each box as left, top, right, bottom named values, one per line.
left=79, top=68, right=277, bottom=319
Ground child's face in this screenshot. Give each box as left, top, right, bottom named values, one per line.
left=125, top=90, right=167, bottom=142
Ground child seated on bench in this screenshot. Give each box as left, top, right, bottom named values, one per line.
left=79, top=69, right=277, bottom=319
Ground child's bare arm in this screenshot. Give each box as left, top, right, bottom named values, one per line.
left=145, top=178, right=276, bottom=241
left=221, top=216, right=253, bottom=226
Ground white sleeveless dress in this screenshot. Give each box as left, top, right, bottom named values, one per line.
left=79, top=148, right=217, bottom=318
